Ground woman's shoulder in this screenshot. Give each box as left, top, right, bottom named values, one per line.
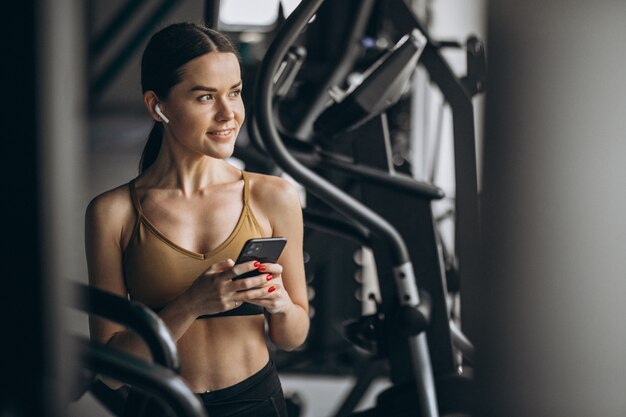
left=85, top=182, right=136, bottom=227
left=246, top=172, right=302, bottom=211
left=247, top=172, right=300, bottom=199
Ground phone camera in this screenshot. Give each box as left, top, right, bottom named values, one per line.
left=247, top=244, right=261, bottom=255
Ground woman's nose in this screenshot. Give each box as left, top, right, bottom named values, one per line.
left=215, top=99, right=235, bottom=121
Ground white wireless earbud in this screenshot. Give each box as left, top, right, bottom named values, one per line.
left=154, top=103, right=170, bottom=124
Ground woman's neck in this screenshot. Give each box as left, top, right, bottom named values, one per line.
left=143, top=145, right=240, bottom=196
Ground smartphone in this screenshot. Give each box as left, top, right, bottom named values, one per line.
left=232, top=237, right=287, bottom=280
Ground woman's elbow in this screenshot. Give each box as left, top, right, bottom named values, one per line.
left=270, top=324, right=310, bottom=351
left=272, top=337, right=307, bottom=352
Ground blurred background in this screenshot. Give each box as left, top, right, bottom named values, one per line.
left=2, top=0, right=626, bottom=416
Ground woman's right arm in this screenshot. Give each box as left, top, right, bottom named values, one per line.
left=85, top=189, right=199, bottom=388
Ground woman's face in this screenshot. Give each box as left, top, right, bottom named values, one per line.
left=161, top=52, right=245, bottom=160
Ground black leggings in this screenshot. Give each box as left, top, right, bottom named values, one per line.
left=123, top=360, right=287, bottom=417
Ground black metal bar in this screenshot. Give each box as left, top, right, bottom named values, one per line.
left=284, top=0, right=377, bottom=140
left=282, top=141, right=446, bottom=198
left=303, top=208, right=371, bottom=245
left=274, top=46, right=307, bottom=98
left=204, top=0, right=221, bottom=29
left=317, top=153, right=445, bottom=200
left=90, top=0, right=145, bottom=57
left=70, top=282, right=179, bottom=372
left=247, top=45, right=314, bottom=156
left=90, top=0, right=178, bottom=100
left=433, top=40, right=463, bottom=49
left=247, top=113, right=271, bottom=155
left=461, top=36, right=487, bottom=96
left=332, top=360, right=386, bottom=417
left=232, top=142, right=279, bottom=174
left=392, top=0, right=482, bottom=344
left=75, top=336, right=207, bottom=417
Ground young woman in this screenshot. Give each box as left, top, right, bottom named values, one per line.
left=85, top=23, right=309, bottom=417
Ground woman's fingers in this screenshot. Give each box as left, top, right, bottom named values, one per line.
left=225, top=260, right=262, bottom=280
left=205, top=258, right=235, bottom=274
left=192, top=260, right=284, bottom=315
left=238, top=279, right=293, bottom=315
left=256, top=263, right=283, bottom=276
left=227, top=261, right=282, bottom=282
left=238, top=280, right=282, bottom=301
left=196, top=260, right=285, bottom=315
left=231, top=261, right=283, bottom=292
left=233, top=273, right=274, bottom=291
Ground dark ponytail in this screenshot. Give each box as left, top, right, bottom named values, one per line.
left=139, top=23, right=238, bottom=174
left=139, top=123, right=163, bottom=174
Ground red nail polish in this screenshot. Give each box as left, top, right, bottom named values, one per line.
left=253, top=261, right=260, bottom=268
left=258, top=265, right=266, bottom=272
left=266, top=274, right=273, bottom=281
left=268, top=286, right=276, bottom=293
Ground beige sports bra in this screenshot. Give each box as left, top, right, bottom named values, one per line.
left=123, top=170, right=265, bottom=317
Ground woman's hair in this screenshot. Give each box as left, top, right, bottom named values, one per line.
left=139, top=23, right=238, bottom=173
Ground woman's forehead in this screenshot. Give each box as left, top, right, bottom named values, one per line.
left=178, top=52, right=241, bottom=87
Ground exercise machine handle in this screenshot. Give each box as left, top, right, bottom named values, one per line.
left=70, top=282, right=179, bottom=372
left=74, top=335, right=206, bottom=417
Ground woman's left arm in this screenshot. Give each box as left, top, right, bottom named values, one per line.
left=247, top=176, right=309, bottom=351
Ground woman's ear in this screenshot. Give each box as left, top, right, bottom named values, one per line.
left=143, top=91, right=161, bottom=122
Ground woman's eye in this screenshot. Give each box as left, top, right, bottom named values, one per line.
left=199, top=94, right=214, bottom=101
left=230, top=89, right=241, bottom=97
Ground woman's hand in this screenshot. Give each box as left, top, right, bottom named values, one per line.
left=187, top=258, right=277, bottom=316
left=238, top=262, right=294, bottom=315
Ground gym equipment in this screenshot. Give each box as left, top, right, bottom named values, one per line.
left=254, top=1, right=441, bottom=416
left=252, top=0, right=483, bottom=415
left=69, top=282, right=195, bottom=417
left=270, top=0, right=481, bottom=364
left=72, top=335, right=206, bottom=417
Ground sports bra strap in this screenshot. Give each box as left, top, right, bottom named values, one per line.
left=128, top=180, right=144, bottom=217
left=242, top=170, right=250, bottom=205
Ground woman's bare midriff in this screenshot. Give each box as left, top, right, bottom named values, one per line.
left=175, top=314, right=269, bottom=393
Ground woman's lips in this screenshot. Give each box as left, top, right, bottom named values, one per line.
left=206, top=128, right=235, bottom=140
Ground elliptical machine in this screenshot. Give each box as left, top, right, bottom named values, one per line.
left=252, top=0, right=482, bottom=415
